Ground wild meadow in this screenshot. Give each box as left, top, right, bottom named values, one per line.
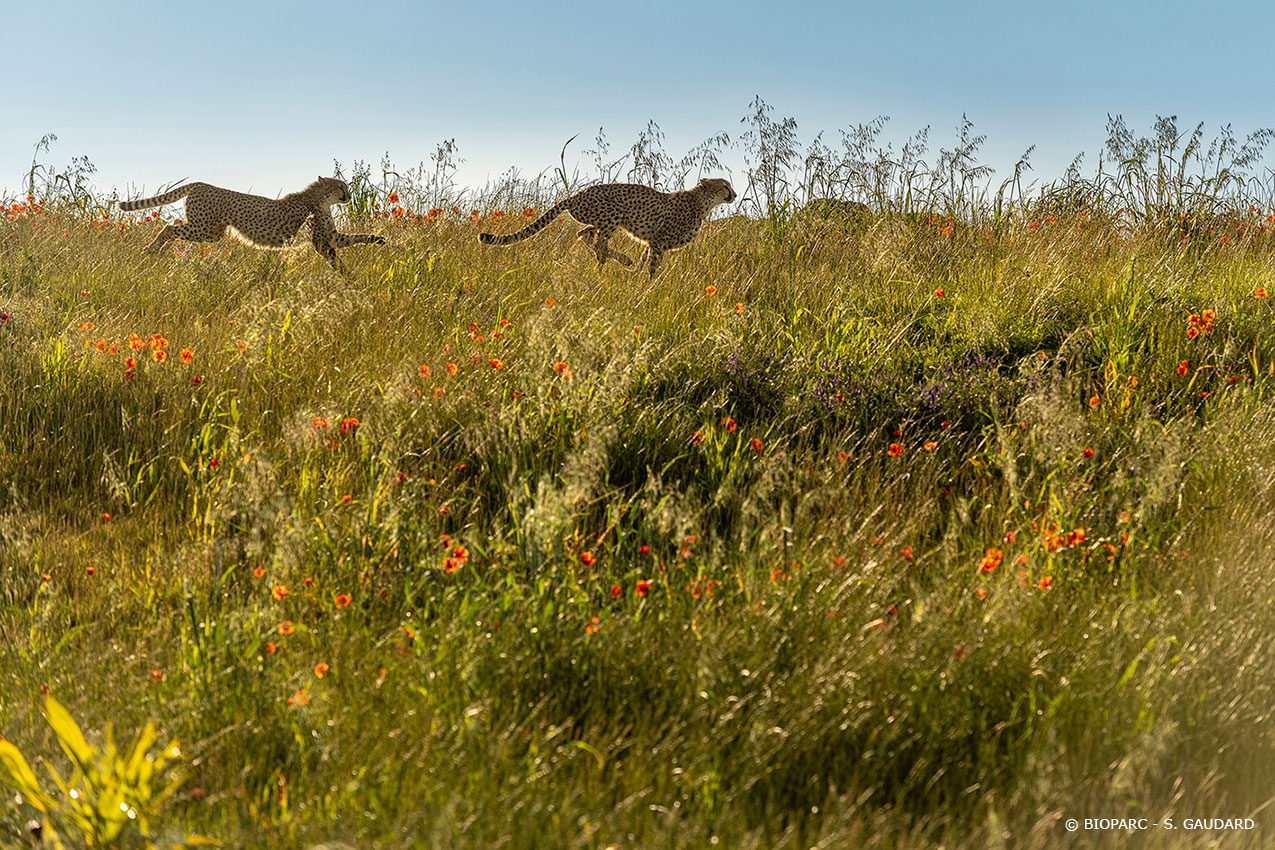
left=2, top=109, right=1275, bottom=848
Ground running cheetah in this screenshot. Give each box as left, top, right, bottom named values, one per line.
left=118, top=177, right=384, bottom=273
left=479, top=178, right=737, bottom=275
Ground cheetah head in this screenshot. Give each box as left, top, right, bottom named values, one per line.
left=312, top=176, right=353, bottom=206
left=697, top=178, right=737, bottom=207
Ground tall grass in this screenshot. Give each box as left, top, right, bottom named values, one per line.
left=2, top=109, right=1275, bottom=848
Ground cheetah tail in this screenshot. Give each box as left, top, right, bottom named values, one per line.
left=478, top=203, right=566, bottom=246
left=117, top=184, right=194, bottom=212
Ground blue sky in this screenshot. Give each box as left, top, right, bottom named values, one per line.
left=6, top=0, right=1275, bottom=201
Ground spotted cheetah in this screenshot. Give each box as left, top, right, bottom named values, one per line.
left=479, top=178, right=736, bottom=275
left=118, top=177, right=384, bottom=273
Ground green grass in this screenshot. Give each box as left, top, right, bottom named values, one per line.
left=2, top=198, right=1275, bottom=849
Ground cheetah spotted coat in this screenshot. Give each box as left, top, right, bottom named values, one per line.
left=479, top=178, right=736, bottom=275
left=118, top=177, right=383, bottom=273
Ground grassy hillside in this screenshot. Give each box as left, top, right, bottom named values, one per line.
left=2, top=192, right=1275, bottom=848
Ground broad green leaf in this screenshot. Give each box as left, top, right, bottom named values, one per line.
left=42, top=696, right=94, bottom=771
left=124, top=721, right=158, bottom=784
left=0, top=737, right=55, bottom=810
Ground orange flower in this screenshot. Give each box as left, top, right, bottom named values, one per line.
left=887, top=443, right=902, bottom=457
left=94, top=339, right=107, bottom=352
left=734, top=302, right=744, bottom=314
left=418, top=364, right=430, bottom=377
left=313, top=662, right=330, bottom=678
left=253, top=567, right=266, bottom=578
left=580, top=551, right=596, bottom=567
left=552, top=360, right=570, bottom=375
left=451, top=545, right=470, bottom=562
left=236, top=340, right=248, bottom=352
left=264, top=642, right=276, bottom=655
left=77, top=321, right=95, bottom=331
left=705, top=285, right=718, bottom=297
left=1176, top=360, right=1189, bottom=376
left=978, top=547, right=1003, bottom=573
left=1127, top=375, right=1138, bottom=388
left=635, top=579, right=651, bottom=597
left=523, top=207, right=536, bottom=217
left=1186, top=326, right=1200, bottom=340
left=750, top=437, right=764, bottom=456
left=933, top=288, right=944, bottom=298
left=975, top=587, right=988, bottom=599
left=691, top=430, right=704, bottom=446
left=152, top=349, right=167, bottom=363
left=1088, top=395, right=1099, bottom=408
left=720, top=416, right=736, bottom=432
left=446, top=362, right=458, bottom=376
left=1256, top=287, right=1268, bottom=298
left=388, top=192, right=400, bottom=204
left=837, top=450, right=850, bottom=463
left=1038, top=576, right=1053, bottom=589
left=179, top=348, right=192, bottom=363
left=288, top=688, right=310, bottom=707
left=901, top=545, right=913, bottom=561
left=488, top=358, right=504, bottom=369
left=279, top=621, right=295, bottom=635
left=923, top=441, right=937, bottom=451
left=272, top=584, right=289, bottom=601
left=313, top=416, right=329, bottom=430
left=432, top=386, right=444, bottom=398
left=339, top=417, right=360, bottom=433
left=332, top=593, right=351, bottom=608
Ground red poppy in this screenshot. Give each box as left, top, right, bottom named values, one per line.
left=635, top=579, right=651, bottom=597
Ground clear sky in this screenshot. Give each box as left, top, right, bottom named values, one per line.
left=6, top=0, right=1275, bottom=201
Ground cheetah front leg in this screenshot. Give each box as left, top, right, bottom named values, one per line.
left=307, top=216, right=350, bottom=274
left=577, top=225, right=633, bottom=268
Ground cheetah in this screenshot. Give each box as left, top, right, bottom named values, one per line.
left=479, top=178, right=737, bottom=276
left=118, top=177, right=383, bottom=273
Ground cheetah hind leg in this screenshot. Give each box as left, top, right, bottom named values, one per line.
left=646, top=245, right=665, bottom=277
left=144, top=221, right=212, bottom=254
left=577, top=226, right=633, bottom=268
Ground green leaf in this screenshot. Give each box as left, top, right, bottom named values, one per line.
left=124, top=722, right=158, bottom=784
left=42, top=696, right=94, bottom=771
left=0, top=737, right=55, bottom=811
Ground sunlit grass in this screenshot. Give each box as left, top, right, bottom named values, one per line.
left=1, top=190, right=1275, bottom=848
